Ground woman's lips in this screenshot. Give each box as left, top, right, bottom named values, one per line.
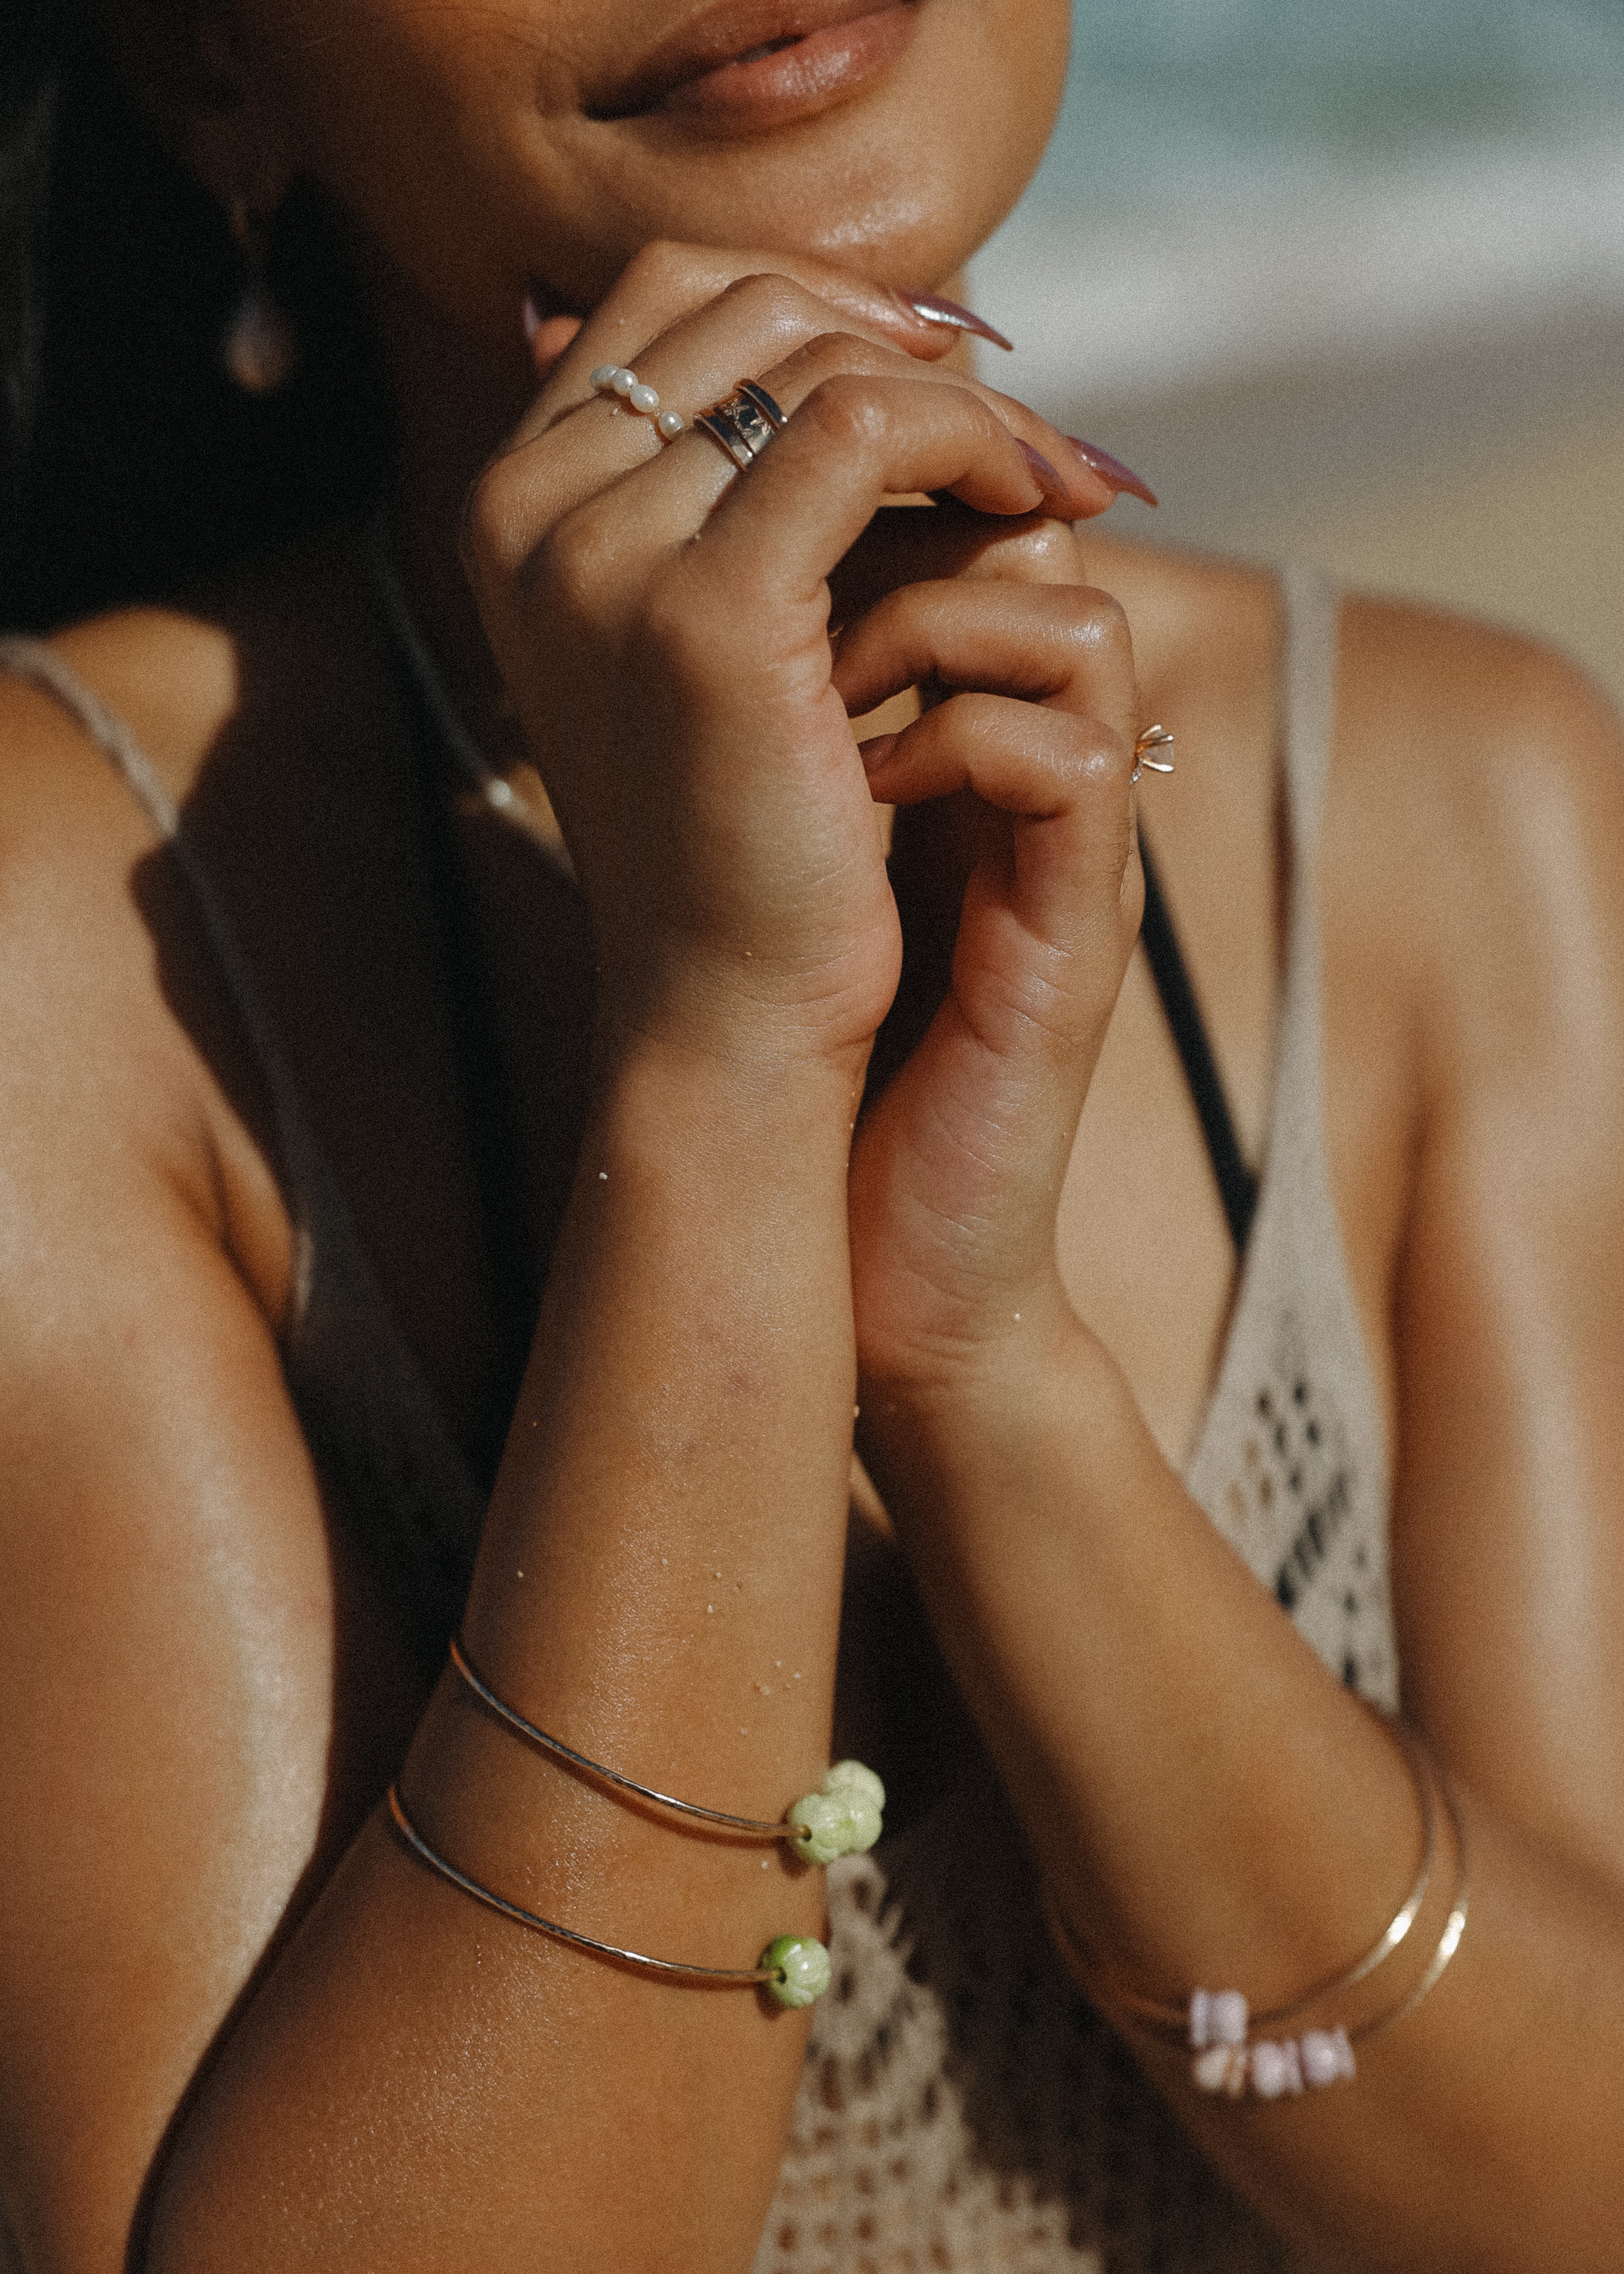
left=601, top=1, right=921, bottom=131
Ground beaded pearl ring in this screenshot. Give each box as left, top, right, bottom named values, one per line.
left=590, top=363, right=687, bottom=440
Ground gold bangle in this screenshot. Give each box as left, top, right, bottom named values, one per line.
left=448, top=1636, right=884, bottom=1862
left=386, top=1785, right=832, bottom=2007
left=1067, top=1714, right=1437, bottom=2045
left=1045, top=1721, right=1470, bottom=2100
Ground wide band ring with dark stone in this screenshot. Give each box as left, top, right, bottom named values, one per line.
left=696, top=381, right=789, bottom=474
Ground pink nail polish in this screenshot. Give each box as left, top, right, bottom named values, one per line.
left=1067, top=439, right=1158, bottom=508
left=899, top=291, right=1014, bottom=351
left=1018, top=439, right=1067, bottom=498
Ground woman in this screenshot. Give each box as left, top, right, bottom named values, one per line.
left=1, top=1, right=1622, bottom=2267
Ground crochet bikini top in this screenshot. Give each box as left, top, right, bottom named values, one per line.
left=0, top=560, right=1392, bottom=2273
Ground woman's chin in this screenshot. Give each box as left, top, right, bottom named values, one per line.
left=522, top=3, right=1059, bottom=318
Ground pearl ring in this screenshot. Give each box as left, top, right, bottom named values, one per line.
left=590, top=366, right=791, bottom=481
left=590, top=364, right=687, bottom=440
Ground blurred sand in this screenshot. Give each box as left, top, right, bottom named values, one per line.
left=992, top=306, right=1624, bottom=720
left=1214, top=400, right=1624, bottom=715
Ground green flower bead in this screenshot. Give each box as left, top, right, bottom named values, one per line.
left=840, top=1791, right=883, bottom=1854
left=762, top=1934, right=832, bottom=2008
left=788, top=1760, right=886, bottom=1863
left=788, top=1791, right=848, bottom=1866
left=824, top=1760, right=886, bottom=1812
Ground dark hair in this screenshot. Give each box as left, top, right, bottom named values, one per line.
left=1, top=6, right=394, bottom=630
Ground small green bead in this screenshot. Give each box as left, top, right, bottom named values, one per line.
left=761, top=1934, right=832, bottom=2008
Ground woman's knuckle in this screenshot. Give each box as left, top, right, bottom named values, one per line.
left=724, top=269, right=811, bottom=339
left=624, top=238, right=688, bottom=295
left=802, top=372, right=890, bottom=447
left=1097, top=723, right=1138, bottom=784
left=1054, top=717, right=1129, bottom=792
left=1011, top=518, right=1086, bottom=580
left=812, top=328, right=884, bottom=372
left=641, top=568, right=718, bottom=680
left=770, top=330, right=886, bottom=407
left=536, top=500, right=622, bottom=616
left=1077, top=585, right=1133, bottom=654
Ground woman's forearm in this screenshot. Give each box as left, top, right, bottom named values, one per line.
left=860, top=1334, right=1624, bottom=2274
left=149, top=1039, right=864, bottom=2274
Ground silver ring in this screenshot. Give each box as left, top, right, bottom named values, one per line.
left=1131, top=724, right=1175, bottom=783
left=696, top=380, right=788, bottom=474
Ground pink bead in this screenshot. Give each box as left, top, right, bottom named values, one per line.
left=1192, top=2044, right=1246, bottom=2094
left=1189, top=1988, right=1249, bottom=2049
left=1249, top=2040, right=1305, bottom=2098
left=1300, top=2027, right=1357, bottom=2088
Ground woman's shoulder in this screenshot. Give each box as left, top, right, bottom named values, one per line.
left=0, top=602, right=239, bottom=864
left=1096, top=525, right=1624, bottom=1098
left=1335, top=580, right=1623, bottom=803
left=1332, top=586, right=1624, bottom=1112
left=0, top=597, right=296, bottom=1314
left=1092, top=527, right=1623, bottom=879
left=1090, top=528, right=1621, bottom=767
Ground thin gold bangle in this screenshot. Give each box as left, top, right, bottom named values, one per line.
left=1348, top=1747, right=1469, bottom=2048
left=450, top=1636, right=810, bottom=1841
left=385, top=1784, right=827, bottom=1998
left=1043, top=1724, right=1470, bottom=2096
left=1070, top=1713, right=1438, bottom=2044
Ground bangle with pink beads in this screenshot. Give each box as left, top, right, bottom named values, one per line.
left=1046, top=1717, right=1469, bottom=2102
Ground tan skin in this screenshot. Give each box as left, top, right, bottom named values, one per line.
left=1, top=0, right=1623, bottom=2265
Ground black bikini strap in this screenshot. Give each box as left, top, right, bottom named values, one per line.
left=1138, top=834, right=1259, bottom=1258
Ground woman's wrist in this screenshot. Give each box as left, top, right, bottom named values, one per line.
left=858, top=1301, right=1138, bottom=1545
left=586, top=1012, right=870, bottom=1184
left=861, top=1282, right=1115, bottom=1442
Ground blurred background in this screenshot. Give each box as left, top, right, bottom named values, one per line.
left=970, top=0, right=1624, bottom=708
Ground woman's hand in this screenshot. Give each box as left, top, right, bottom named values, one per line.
left=842, top=571, right=1143, bottom=1396
left=461, top=241, right=1115, bottom=1071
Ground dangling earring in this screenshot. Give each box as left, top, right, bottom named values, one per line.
left=222, top=195, right=296, bottom=394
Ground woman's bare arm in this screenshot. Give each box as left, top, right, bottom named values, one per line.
left=849, top=608, right=1624, bottom=2273
left=0, top=247, right=1110, bottom=2272
left=0, top=653, right=862, bottom=2274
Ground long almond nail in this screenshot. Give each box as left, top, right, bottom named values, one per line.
left=1018, top=440, right=1068, bottom=500
left=899, top=291, right=1015, bottom=351
left=1067, top=439, right=1158, bottom=507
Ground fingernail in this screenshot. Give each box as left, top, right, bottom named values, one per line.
left=1067, top=439, right=1158, bottom=508
left=899, top=290, right=1014, bottom=351
left=1018, top=439, right=1068, bottom=499
left=521, top=291, right=542, bottom=342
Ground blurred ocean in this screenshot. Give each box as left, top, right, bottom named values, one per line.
left=975, top=0, right=1624, bottom=402
left=1019, top=0, right=1624, bottom=225
left=968, top=1, right=1624, bottom=702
